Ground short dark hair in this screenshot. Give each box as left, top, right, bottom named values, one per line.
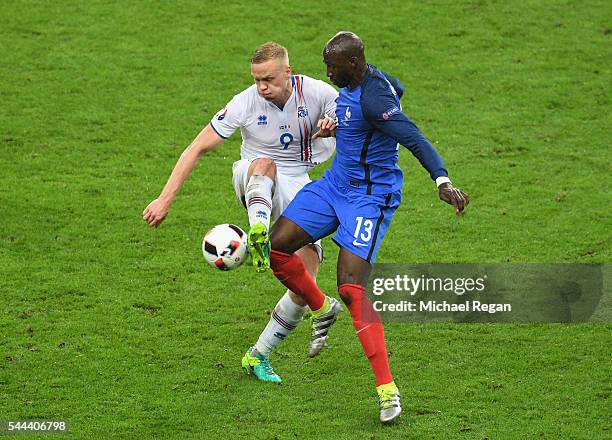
left=324, top=31, right=364, bottom=59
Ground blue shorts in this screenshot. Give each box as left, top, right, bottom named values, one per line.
left=282, top=175, right=402, bottom=264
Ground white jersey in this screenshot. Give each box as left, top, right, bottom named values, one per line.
left=210, top=74, right=337, bottom=175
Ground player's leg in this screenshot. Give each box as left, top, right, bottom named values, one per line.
left=269, top=216, right=327, bottom=310
left=245, top=158, right=276, bottom=272
left=246, top=244, right=316, bottom=362
left=242, top=174, right=324, bottom=381
left=337, top=250, right=401, bottom=423
left=270, top=217, right=343, bottom=357
left=337, top=250, right=393, bottom=387
left=269, top=180, right=335, bottom=307
left=245, top=168, right=315, bottom=358
left=242, top=242, right=319, bottom=382
left=334, top=191, right=402, bottom=423
left=295, top=243, right=343, bottom=357
left=269, top=180, right=343, bottom=355
left=233, top=158, right=288, bottom=381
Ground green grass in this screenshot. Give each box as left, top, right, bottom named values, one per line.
left=1, top=0, right=611, bottom=438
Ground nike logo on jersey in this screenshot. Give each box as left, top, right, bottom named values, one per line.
left=352, top=239, right=368, bottom=247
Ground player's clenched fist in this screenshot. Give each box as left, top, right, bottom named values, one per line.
left=438, top=182, right=470, bottom=215
left=143, top=198, right=170, bottom=227
left=312, top=117, right=337, bottom=139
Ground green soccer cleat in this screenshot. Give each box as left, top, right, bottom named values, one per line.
left=376, top=382, right=402, bottom=423
left=241, top=346, right=282, bottom=383
left=247, top=223, right=270, bottom=273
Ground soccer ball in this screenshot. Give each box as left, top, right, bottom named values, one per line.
left=202, top=224, right=248, bottom=270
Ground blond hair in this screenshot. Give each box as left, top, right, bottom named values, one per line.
left=251, top=42, right=289, bottom=65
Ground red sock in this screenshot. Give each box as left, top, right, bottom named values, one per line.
left=270, top=250, right=325, bottom=311
left=339, top=283, right=393, bottom=386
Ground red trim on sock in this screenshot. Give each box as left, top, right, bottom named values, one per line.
left=338, top=283, right=393, bottom=386
left=271, top=250, right=325, bottom=311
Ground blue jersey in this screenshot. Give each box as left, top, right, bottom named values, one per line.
left=326, top=64, right=448, bottom=195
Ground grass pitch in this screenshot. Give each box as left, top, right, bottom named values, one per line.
left=1, top=1, right=610, bottom=438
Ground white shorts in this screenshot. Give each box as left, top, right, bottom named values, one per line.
left=232, top=158, right=323, bottom=260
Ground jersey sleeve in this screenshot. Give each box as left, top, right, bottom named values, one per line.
left=310, top=78, right=338, bottom=165
left=209, top=93, right=246, bottom=139
left=319, top=80, right=338, bottom=119
left=379, top=70, right=405, bottom=99
left=361, top=80, right=448, bottom=181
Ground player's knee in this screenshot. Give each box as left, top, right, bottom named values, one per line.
left=269, top=226, right=293, bottom=254
left=337, top=249, right=372, bottom=287
left=248, top=157, right=277, bottom=178
left=337, top=264, right=371, bottom=288
left=269, top=217, right=311, bottom=254
left=337, top=272, right=365, bottom=290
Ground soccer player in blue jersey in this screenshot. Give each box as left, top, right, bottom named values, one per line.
left=267, top=32, right=469, bottom=423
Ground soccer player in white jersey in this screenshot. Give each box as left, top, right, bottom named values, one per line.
left=143, top=42, right=340, bottom=383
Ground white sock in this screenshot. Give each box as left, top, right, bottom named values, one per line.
left=245, top=174, right=274, bottom=229
left=255, top=290, right=307, bottom=357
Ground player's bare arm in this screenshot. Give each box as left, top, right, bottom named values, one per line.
left=143, top=124, right=224, bottom=227
left=438, top=182, right=470, bottom=215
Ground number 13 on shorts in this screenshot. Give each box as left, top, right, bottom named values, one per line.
left=353, top=216, right=373, bottom=246
left=341, top=191, right=400, bottom=264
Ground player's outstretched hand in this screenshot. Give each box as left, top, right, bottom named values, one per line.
left=312, top=118, right=337, bottom=139
left=438, top=183, right=470, bottom=215
left=143, top=198, right=170, bottom=227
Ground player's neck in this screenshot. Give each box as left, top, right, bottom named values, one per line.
left=271, top=81, right=293, bottom=109
left=347, top=64, right=368, bottom=90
